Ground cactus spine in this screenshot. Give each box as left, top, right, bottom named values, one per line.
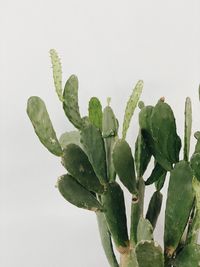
left=27, top=50, right=200, bottom=267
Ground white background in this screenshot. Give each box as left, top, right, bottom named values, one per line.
left=1, top=1, right=200, bottom=266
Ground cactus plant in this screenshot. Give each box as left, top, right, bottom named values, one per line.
left=27, top=50, right=200, bottom=266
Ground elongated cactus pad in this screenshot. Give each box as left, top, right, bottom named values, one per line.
left=155, top=172, right=166, bottom=191
left=135, top=240, right=164, bottom=267
left=190, top=152, right=200, bottom=181
left=57, top=174, right=102, bottom=211
left=112, top=139, right=137, bottom=194
left=164, top=161, right=194, bottom=257
left=49, top=49, right=63, bottom=102
left=174, top=243, right=200, bottom=267
left=135, top=130, right=151, bottom=177
left=145, top=162, right=166, bottom=185
left=139, top=105, right=171, bottom=170
left=62, top=144, right=104, bottom=194
left=184, top=97, right=192, bottom=161
left=27, top=96, right=62, bottom=156
left=63, top=75, right=83, bottom=129
left=146, top=191, right=163, bottom=229
left=102, top=105, right=118, bottom=138
left=102, top=105, right=118, bottom=182
left=96, top=211, right=119, bottom=267
left=187, top=177, right=200, bottom=244
left=122, top=80, right=143, bottom=139
left=59, top=130, right=81, bottom=149
left=88, top=97, right=103, bottom=130
left=80, top=124, right=108, bottom=184
left=137, top=217, right=153, bottom=242
left=150, top=101, right=181, bottom=170
left=101, top=182, right=129, bottom=250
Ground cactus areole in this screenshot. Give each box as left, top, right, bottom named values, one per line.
left=27, top=50, right=200, bottom=267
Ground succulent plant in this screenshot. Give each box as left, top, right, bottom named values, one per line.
left=27, top=49, right=200, bottom=267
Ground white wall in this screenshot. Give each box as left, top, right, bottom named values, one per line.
left=1, top=1, right=200, bottom=266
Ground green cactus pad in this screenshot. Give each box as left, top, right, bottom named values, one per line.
left=63, top=75, right=83, bottom=129
left=102, top=106, right=119, bottom=138
left=135, top=131, right=151, bottom=177
left=146, top=191, right=163, bottom=229
left=112, top=139, right=137, bottom=194
left=187, top=178, right=200, bottom=244
left=150, top=101, right=181, bottom=170
left=184, top=97, right=192, bottom=161
left=190, top=152, right=200, bottom=182
left=139, top=105, right=154, bottom=131
left=139, top=105, right=171, bottom=170
left=102, top=105, right=118, bottom=182
left=80, top=124, right=108, bottom=184
left=164, top=161, right=194, bottom=256
left=155, top=172, right=166, bottom=191
left=27, top=96, right=62, bottom=156
left=137, top=217, right=153, bottom=242
left=49, top=49, right=63, bottom=102
left=102, top=182, right=129, bottom=250
left=174, top=244, right=200, bottom=267
left=135, top=240, right=164, bottom=267
left=122, top=80, right=143, bottom=139
left=96, top=212, right=119, bottom=267
left=59, top=130, right=81, bottom=149
left=88, top=97, right=103, bottom=130
left=57, top=174, right=102, bottom=211
left=62, top=144, right=104, bottom=194
left=145, top=162, right=167, bottom=185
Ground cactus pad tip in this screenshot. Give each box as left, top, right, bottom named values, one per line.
left=107, top=97, right=111, bottom=106
left=160, top=97, right=165, bottom=102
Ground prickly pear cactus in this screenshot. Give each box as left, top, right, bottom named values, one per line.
left=27, top=50, right=200, bottom=267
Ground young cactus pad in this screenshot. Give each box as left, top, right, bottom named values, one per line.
left=27, top=50, right=200, bottom=267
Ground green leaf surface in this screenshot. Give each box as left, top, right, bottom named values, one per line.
left=102, top=105, right=119, bottom=182
left=164, top=161, right=194, bottom=256
left=96, top=212, right=119, bottom=267
left=184, top=97, right=192, bottom=161
left=145, top=162, right=167, bottom=185
left=88, top=97, right=103, bottom=130
left=49, top=49, right=63, bottom=101
left=113, top=139, right=137, bottom=194
left=62, top=144, right=104, bottom=194
left=155, top=172, right=166, bottom=191
left=59, top=131, right=81, bottom=149
left=122, top=80, right=143, bottom=139
left=102, top=182, right=129, bottom=250
left=27, top=96, right=62, bottom=156
left=150, top=101, right=181, bottom=170
left=174, top=244, right=200, bottom=267
left=146, top=191, right=163, bottom=229
left=80, top=124, right=108, bottom=184
left=63, top=75, right=83, bottom=129
left=139, top=105, right=171, bottom=170
left=135, top=130, right=151, bottom=177
left=57, top=174, right=102, bottom=211
left=187, top=178, right=200, bottom=244
left=135, top=240, right=164, bottom=267
left=190, top=152, right=200, bottom=182
left=137, top=217, right=153, bottom=242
